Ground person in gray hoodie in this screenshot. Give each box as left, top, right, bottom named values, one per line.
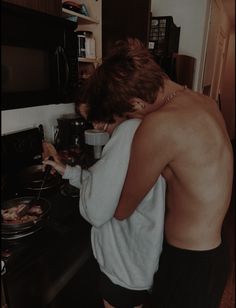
left=43, top=115, right=166, bottom=308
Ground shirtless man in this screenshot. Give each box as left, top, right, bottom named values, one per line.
left=84, top=38, right=234, bottom=307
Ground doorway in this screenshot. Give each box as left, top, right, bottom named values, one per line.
left=202, top=0, right=228, bottom=104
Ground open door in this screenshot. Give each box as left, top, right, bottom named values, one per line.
left=202, top=0, right=228, bottom=104
left=210, top=28, right=227, bottom=100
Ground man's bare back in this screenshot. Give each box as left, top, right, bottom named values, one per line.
left=115, top=82, right=233, bottom=251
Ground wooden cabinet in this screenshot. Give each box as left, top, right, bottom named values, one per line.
left=2, top=0, right=62, bottom=16
left=62, top=0, right=152, bottom=61
left=102, top=0, right=151, bottom=57
left=61, top=0, right=102, bottom=95
left=62, top=0, right=102, bottom=66
left=61, top=0, right=151, bottom=97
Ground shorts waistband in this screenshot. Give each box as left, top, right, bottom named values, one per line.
left=163, top=240, right=225, bottom=257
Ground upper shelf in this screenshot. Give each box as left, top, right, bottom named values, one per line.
left=62, top=8, right=99, bottom=24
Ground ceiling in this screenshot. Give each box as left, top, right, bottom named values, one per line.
left=222, top=0, right=235, bottom=27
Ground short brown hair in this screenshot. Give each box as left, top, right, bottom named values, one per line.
left=85, top=38, right=168, bottom=123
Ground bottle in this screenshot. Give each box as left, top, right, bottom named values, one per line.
left=85, top=32, right=96, bottom=59
left=77, top=31, right=86, bottom=58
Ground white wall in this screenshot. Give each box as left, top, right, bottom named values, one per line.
left=1, top=103, right=75, bottom=142
left=151, top=0, right=210, bottom=91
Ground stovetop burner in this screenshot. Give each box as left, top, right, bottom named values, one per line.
left=2, top=225, right=43, bottom=241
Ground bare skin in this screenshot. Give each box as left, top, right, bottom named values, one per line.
left=115, top=79, right=233, bottom=250
left=103, top=299, right=142, bottom=308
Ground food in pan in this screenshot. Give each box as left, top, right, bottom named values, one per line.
left=1, top=203, right=43, bottom=224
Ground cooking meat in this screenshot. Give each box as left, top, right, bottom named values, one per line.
left=1, top=203, right=26, bottom=221
left=28, top=205, right=43, bottom=215
left=1, top=202, right=43, bottom=224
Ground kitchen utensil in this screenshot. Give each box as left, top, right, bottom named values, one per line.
left=20, top=164, right=60, bottom=192
left=16, top=198, right=40, bottom=218
left=55, top=114, right=92, bottom=150
left=84, top=129, right=109, bottom=159
left=17, top=158, right=53, bottom=218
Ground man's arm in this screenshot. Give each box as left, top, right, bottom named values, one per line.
left=114, top=113, right=172, bottom=220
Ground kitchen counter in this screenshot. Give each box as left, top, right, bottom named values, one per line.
left=1, top=190, right=95, bottom=308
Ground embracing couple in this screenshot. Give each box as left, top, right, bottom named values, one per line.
left=44, top=38, right=233, bottom=308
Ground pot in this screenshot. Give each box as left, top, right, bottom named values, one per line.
left=1, top=196, right=51, bottom=237
left=19, top=164, right=61, bottom=193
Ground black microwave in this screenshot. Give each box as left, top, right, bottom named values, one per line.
left=1, top=3, right=79, bottom=110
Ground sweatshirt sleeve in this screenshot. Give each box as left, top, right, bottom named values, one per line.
left=79, top=119, right=141, bottom=227
left=62, top=165, right=83, bottom=189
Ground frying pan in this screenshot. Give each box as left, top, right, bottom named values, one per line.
left=1, top=196, right=51, bottom=235
left=19, top=164, right=61, bottom=192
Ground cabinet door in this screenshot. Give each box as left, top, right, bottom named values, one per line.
left=2, top=0, right=62, bottom=16
left=102, top=0, right=151, bottom=56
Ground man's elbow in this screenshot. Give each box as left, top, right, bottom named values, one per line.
left=114, top=206, right=129, bottom=220
left=114, top=212, right=126, bottom=220
left=114, top=197, right=138, bottom=220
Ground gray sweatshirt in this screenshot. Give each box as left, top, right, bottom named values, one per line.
left=63, top=119, right=166, bottom=290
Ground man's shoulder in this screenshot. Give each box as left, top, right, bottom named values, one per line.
left=142, top=109, right=176, bottom=132
left=138, top=107, right=192, bottom=151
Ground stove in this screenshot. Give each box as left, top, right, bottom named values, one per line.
left=1, top=126, right=92, bottom=308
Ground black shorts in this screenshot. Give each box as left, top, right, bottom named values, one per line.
left=151, top=240, right=230, bottom=308
left=99, top=271, right=149, bottom=308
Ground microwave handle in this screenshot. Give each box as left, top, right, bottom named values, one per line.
left=59, top=46, right=69, bottom=89
left=55, top=46, right=69, bottom=88
left=55, top=46, right=61, bottom=87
